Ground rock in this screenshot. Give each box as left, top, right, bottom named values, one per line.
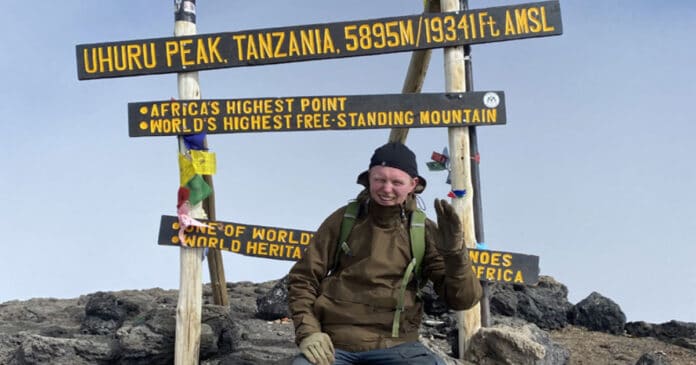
left=16, top=333, right=118, bottom=365
left=464, top=316, right=570, bottom=365
left=116, top=319, right=175, bottom=364
left=422, top=281, right=449, bottom=316
left=0, top=288, right=252, bottom=364
left=203, top=305, right=243, bottom=354
left=200, top=323, right=219, bottom=358
left=419, top=336, right=474, bottom=365
left=81, top=289, right=178, bottom=337
left=635, top=351, right=672, bottom=365
left=84, top=291, right=139, bottom=321
left=626, top=320, right=696, bottom=350
left=81, top=315, right=120, bottom=336
left=217, top=314, right=297, bottom=363
left=115, top=304, right=247, bottom=364
left=569, top=292, right=626, bottom=335
left=39, top=325, right=74, bottom=338
left=489, top=276, right=573, bottom=330
left=0, top=297, right=84, bottom=336
left=0, top=334, right=23, bottom=364
left=466, top=326, right=545, bottom=365
left=626, top=321, right=653, bottom=337
left=227, top=281, right=264, bottom=314
left=256, top=276, right=290, bottom=320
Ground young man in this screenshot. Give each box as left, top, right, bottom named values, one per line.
left=288, top=142, right=482, bottom=365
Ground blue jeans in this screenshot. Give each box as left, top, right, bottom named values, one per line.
left=291, top=341, right=446, bottom=365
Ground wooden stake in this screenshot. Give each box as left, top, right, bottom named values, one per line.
left=174, top=2, right=203, bottom=364
left=203, top=171, right=229, bottom=306
left=458, top=0, right=490, bottom=328
left=440, top=0, right=481, bottom=357
left=389, top=0, right=439, bottom=144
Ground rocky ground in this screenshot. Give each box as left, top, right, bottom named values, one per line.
left=0, top=276, right=694, bottom=364
left=550, top=326, right=696, bottom=365
left=226, top=277, right=696, bottom=364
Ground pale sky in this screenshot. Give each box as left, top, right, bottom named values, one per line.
left=1, top=1, right=694, bottom=324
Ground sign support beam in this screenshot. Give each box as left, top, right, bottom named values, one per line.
left=202, top=168, right=228, bottom=307
left=180, top=73, right=228, bottom=307
left=440, top=0, right=481, bottom=358
left=172, top=2, right=206, bottom=364
left=389, top=0, right=440, bottom=143
left=460, top=0, right=491, bottom=329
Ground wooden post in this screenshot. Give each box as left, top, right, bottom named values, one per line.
left=458, top=0, right=490, bottom=328
left=174, top=1, right=203, bottom=364
left=440, top=0, right=481, bottom=357
left=203, top=172, right=229, bottom=307
left=389, top=0, right=439, bottom=144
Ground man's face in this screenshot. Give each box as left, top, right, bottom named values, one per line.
left=368, top=165, right=418, bottom=206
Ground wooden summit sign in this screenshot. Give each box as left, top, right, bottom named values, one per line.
left=158, top=215, right=540, bottom=285
left=129, top=92, right=505, bottom=137
left=77, top=1, right=562, bottom=80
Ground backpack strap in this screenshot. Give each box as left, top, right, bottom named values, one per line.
left=410, top=209, right=426, bottom=278
left=392, top=208, right=426, bottom=338
left=392, top=257, right=417, bottom=337
left=331, top=200, right=359, bottom=273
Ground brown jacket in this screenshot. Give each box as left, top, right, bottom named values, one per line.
left=288, top=194, right=482, bottom=352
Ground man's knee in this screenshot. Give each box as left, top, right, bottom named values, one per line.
left=291, top=354, right=314, bottom=365
left=394, top=342, right=445, bottom=365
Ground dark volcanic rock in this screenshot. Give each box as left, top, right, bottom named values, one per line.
left=489, top=275, right=573, bottom=330
left=569, top=291, right=626, bottom=335
left=635, top=351, right=672, bottom=365
left=84, top=291, right=140, bottom=322
left=0, top=288, right=255, bottom=365
left=115, top=307, right=177, bottom=364
left=626, top=320, right=696, bottom=350
left=256, top=276, right=290, bottom=320
left=14, top=333, right=119, bottom=365
left=203, top=305, right=243, bottom=354
left=81, top=291, right=140, bottom=336
left=626, top=321, right=654, bottom=337
left=421, top=282, right=449, bottom=316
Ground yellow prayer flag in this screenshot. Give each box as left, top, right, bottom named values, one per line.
left=178, top=154, right=196, bottom=186
left=191, top=150, right=217, bottom=176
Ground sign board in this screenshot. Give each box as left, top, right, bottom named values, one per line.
left=158, top=215, right=540, bottom=284
left=468, top=248, right=539, bottom=285
left=129, top=92, right=505, bottom=137
left=77, top=1, right=562, bottom=79
left=159, top=215, right=312, bottom=261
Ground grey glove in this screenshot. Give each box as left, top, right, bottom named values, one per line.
left=299, top=332, right=335, bottom=365
left=434, top=198, right=465, bottom=255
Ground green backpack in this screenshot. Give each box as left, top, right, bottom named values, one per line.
left=331, top=200, right=426, bottom=338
